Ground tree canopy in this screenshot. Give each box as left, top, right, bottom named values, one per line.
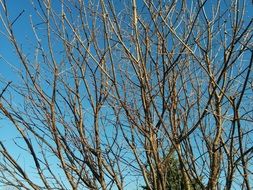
left=0, top=0, right=253, bottom=189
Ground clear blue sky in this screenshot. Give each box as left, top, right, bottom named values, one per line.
left=0, top=0, right=253, bottom=189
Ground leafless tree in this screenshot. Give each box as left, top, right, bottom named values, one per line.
left=0, top=0, right=252, bottom=189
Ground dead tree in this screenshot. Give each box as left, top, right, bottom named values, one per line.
left=0, top=0, right=252, bottom=189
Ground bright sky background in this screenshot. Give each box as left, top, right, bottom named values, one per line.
left=0, top=0, right=253, bottom=189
